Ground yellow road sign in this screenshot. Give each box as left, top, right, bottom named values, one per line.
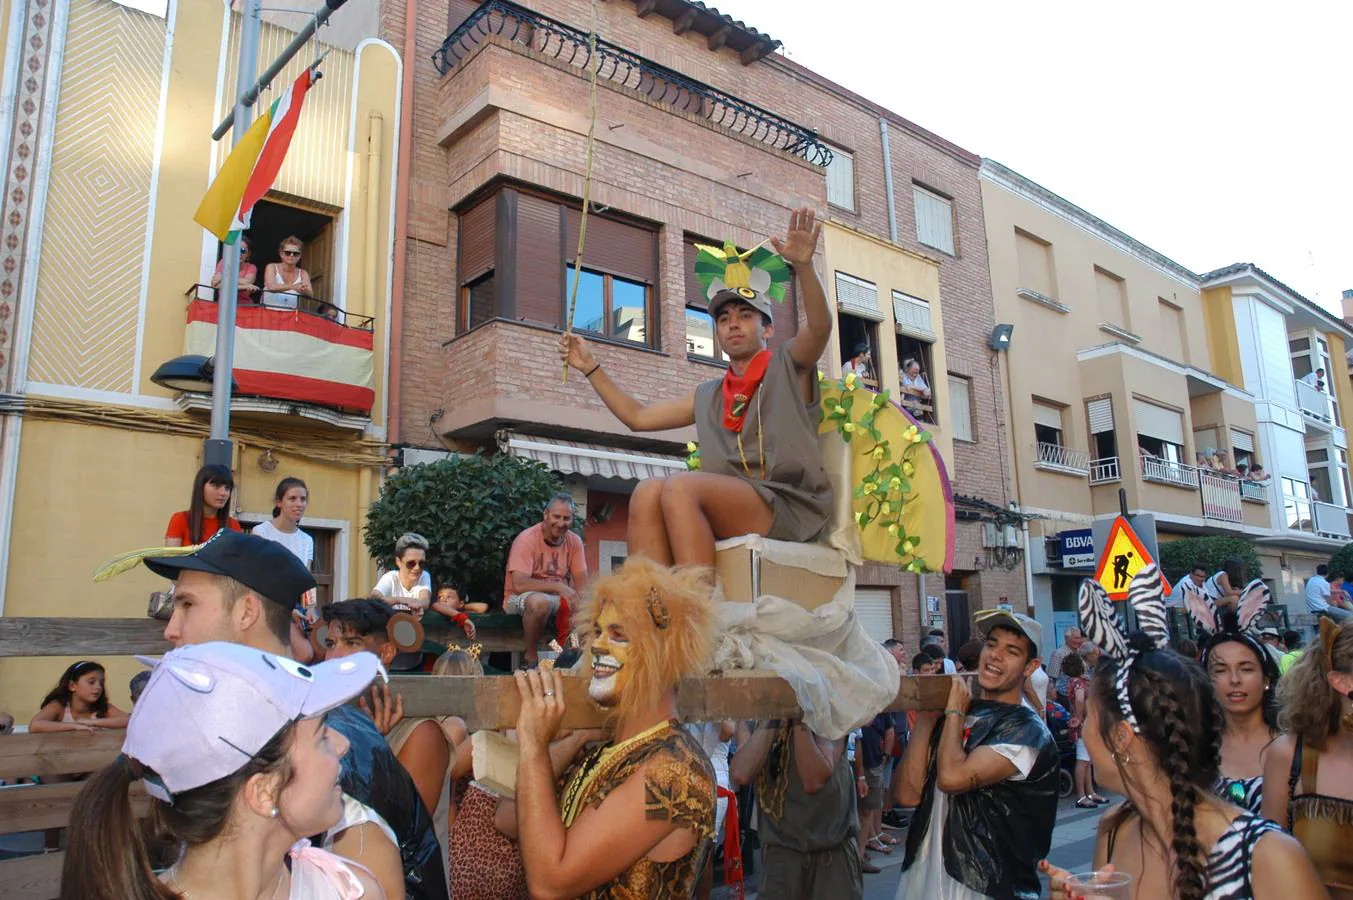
left=1092, top=516, right=1154, bottom=600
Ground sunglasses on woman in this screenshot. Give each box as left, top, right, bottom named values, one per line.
left=402, top=559, right=424, bottom=569
left=281, top=249, right=301, bottom=257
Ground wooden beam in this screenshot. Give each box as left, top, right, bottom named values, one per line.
left=388, top=671, right=966, bottom=730
left=0, top=731, right=124, bottom=780
left=671, top=7, right=698, bottom=34
left=0, top=852, right=63, bottom=900
left=634, top=0, right=659, bottom=17
left=740, top=41, right=772, bottom=65
left=0, top=781, right=148, bottom=834
left=707, top=25, right=731, bottom=51
left=0, top=617, right=170, bottom=658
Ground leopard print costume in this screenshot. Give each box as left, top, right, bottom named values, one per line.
left=448, top=777, right=529, bottom=900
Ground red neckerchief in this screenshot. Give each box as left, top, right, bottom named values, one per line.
left=721, top=350, right=773, bottom=433
left=543, top=531, right=574, bottom=644
left=717, top=785, right=744, bottom=897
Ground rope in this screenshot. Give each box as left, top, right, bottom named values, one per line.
left=562, top=0, right=601, bottom=384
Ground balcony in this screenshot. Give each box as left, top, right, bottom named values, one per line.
left=1198, top=469, right=1244, bottom=524
left=1240, top=480, right=1271, bottom=504
left=1088, top=456, right=1121, bottom=485
left=1033, top=442, right=1090, bottom=476
left=1314, top=501, right=1352, bottom=540
left=180, top=290, right=376, bottom=425
left=1141, top=456, right=1200, bottom=490
left=1295, top=378, right=1334, bottom=427
left=433, top=0, right=832, bottom=166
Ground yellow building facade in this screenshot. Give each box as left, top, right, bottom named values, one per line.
left=0, top=0, right=401, bottom=714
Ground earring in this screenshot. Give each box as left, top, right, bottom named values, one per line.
left=269, top=807, right=279, bottom=818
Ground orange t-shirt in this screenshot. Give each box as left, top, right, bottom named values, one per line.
left=164, top=510, right=242, bottom=545
left=502, top=523, right=587, bottom=603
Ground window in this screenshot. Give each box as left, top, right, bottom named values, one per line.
left=567, top=265, right=649, bottom=342
left=897, top=333, right=935, bottom=423
left=838, top=313, right=880, bottom=388
left=913, top=184, right=955, bottom=255
left=1087, top=398, right=1117, bottom=461
left=1282, top=477, right=1313, bottom=531
left=1135, top=398, right=1188, bottom=484
left=229, top=196, right=338, bottom=317
left=456, top=185, right=658, bottom=345
left=1033, top=401, right=1065, bottom=448
left=682, top=238, right=797, bottom=363
left=835, top=271, right=880, bottom=317
left=892, top=291, right=935, bottom=340
left=948, top=374, right=973, bottom=442
left=1341, top=450, right=1352, bottom=509
left=1094, top=266, right=1129, bottom=328
left=1158, top=299, right=1187, bottom=363
left=1309, top=448, right=1334, bottom=504
left=1231, top=429, right=1255, bottom=471
left=826, top=148, right=855, bottom=211
left=1015, top=228, right=1056, bottom=299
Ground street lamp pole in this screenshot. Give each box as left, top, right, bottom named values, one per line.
left=206, top=0, right=263, bottom=469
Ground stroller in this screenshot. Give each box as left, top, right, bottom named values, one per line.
left=1045, top=699, right=1076, bottom=799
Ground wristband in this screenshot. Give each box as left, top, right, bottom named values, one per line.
left=584, top=363, right=601, bottom=378
left=856, top=776, right=867, bottom=781
left=451, top=612, right=469, bottom=626
left=944, top=709, right=966, bottom=718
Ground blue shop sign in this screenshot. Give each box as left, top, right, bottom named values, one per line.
left=1058, top=529, right=1095, bottom=569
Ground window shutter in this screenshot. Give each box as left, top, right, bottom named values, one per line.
left=854, top=589, right=895, bottom=642
left=1231, top=429, right=1254, bottom=453
left=834, top=272, right=881, bottom=319
left=913, top=186, right=955, bottom=254
left=948, top=375, right=972, bottom=441
left=514, top=192, right=564, bottom=326
left=892, top=291, right=935, bottom=340
left=565, top=209, right=655, bottom=284
left=1032, top=403, right=1063, bottom=430
left=459, top=195, right=496, bottom=283
left=826, top=150, right=855, bottom=210
left=1087, top=398, right=1114, bottom=434
left=1133, top=399, right=1184, bottom=445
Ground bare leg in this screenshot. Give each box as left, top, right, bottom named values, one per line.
left=521, top=593, right=552, bottom=665
left=627, top=477, right=673, bottom=565
left=659, top=472, right=774, bottom=568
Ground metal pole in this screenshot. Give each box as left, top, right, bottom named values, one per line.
left=205, top=0, right=263, bottom=469
left=879, top=117, right=898, bottom=243
left=212, top=0, right=348, bottom=141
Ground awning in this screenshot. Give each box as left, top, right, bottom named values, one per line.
left=502, top=433, right=686, bottom=482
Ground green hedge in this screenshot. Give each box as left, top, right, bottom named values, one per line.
left=1158, top=536, right=1264, bottom=585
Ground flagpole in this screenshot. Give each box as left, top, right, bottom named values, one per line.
left=206, top=0, right=263, bottom=470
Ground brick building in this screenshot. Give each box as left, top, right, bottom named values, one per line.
left=387, top=0, right=1024, bottom=650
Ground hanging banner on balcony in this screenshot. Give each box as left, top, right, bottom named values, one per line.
left=1092, top=516, right=1155, bottom=600
left=184, top=300, right=375, bottom=415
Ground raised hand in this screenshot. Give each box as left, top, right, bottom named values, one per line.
left=559, top=333, right=598, bottom=374
left=514, top=666, right=566, bottom=752
left=769, top=207, right=822, bottom=267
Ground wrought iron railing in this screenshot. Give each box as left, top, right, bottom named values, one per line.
left=1198, top=469, right=1244, bottom=524
left=1088, top=456, right=1121, bottom=485
left=433, top=0, right=833, bottom=167
left=1033, top=442, right=1090, bottom=474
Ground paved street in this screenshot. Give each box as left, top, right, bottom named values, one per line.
left=728, top=793, right=1106, bottom=899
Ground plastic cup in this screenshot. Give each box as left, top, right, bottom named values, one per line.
left=1064, top=871, right=1132, bottom=900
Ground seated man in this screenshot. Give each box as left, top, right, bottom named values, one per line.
left=561, top=208, right=833, bottom=567
left=504, top=493, right=588, bottom=669
left=512, top=557, right=717, bottom=898
left=142, top=531, right=447, bottom=899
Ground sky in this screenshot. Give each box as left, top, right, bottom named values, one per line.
left=717, top=0, right=1352, bottom=315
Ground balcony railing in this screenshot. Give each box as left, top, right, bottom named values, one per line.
left=1240, top=480, right=1271, bottom=503
left=1295, top=378, right=1333, bottom=424
left=1089, top=456, right=1121, bottom=485
left=1141, top=456, right=1200, bottom=489
left=187, top=283, right=374, bottom=330
left=1199, top=469, right=1244, bottom=524
left=432, top=0, right=834, bottom=167
left=1314, top=501, right=1352, bottom=539
left=1034, top=442, right=1090, bottom=474
left=183, top=297, right=375, bottom=416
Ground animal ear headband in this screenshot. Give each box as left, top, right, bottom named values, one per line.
left=308, top=610, right=425, bottom=658
left=1178, top=576, right=1271, bottom=636
left=1077, top=564, right=1168, bottom=734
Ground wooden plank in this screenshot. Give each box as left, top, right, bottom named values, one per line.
left=0, top=618, right=169, bottom=658
left=0, top=781, right=148, bottom=834
left=0, top=731, right=123, bottom=780
left=387, top=672, right=968, bottom=731
left=0, top=851, right=63, bottom=900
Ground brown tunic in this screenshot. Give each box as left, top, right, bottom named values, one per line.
left=559, top=720, right=715, bottom=899
left=693, top=342, right=833, bottom=542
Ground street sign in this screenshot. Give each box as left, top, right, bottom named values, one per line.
left=1092, top=516, right=1155, bottom=599
left=1057, top=529, right=1095, bottom=569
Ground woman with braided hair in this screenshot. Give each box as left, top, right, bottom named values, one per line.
left=1263, top=618, right=1353, bottom=897
left=1043, top=636, right=1322, bottom=899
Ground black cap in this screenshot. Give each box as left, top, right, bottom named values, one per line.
left=143, top=531, right=316, bottom=608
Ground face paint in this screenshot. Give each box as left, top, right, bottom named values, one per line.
left=588, top=602, right=631, bottom=707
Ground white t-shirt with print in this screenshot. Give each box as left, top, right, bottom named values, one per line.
left=893, top=717, right=1039, bottom=900
left=373, top=569, right=431, bottom=601
left=252, top=520, right=315, bottom=566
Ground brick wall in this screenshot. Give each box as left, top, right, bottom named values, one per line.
left=389, top=0, right=1024, bottom=632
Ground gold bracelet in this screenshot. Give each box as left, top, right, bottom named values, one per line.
left=944, top=709, right=966, bottom=718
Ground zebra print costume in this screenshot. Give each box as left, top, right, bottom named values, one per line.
left=1203, top=813, right=1282, bottom=899
left=1215, top=774, right=1264, bottom=815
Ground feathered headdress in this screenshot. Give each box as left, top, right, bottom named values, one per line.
left=1077, top=564, right=1169, bottom=733
left=693, top=240, right=791, bottom=306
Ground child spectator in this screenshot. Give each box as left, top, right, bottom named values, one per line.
left=29, top=660, right=129, bottom=733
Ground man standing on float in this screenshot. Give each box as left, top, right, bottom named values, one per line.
left=560, top=208, right=834, bottom=567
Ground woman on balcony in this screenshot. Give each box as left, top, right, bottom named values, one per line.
left=262, top=236, right=313, bottom=310
left=210, top=237, right=259, bottom=303
left=164, top=463, right=242, bottom=546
